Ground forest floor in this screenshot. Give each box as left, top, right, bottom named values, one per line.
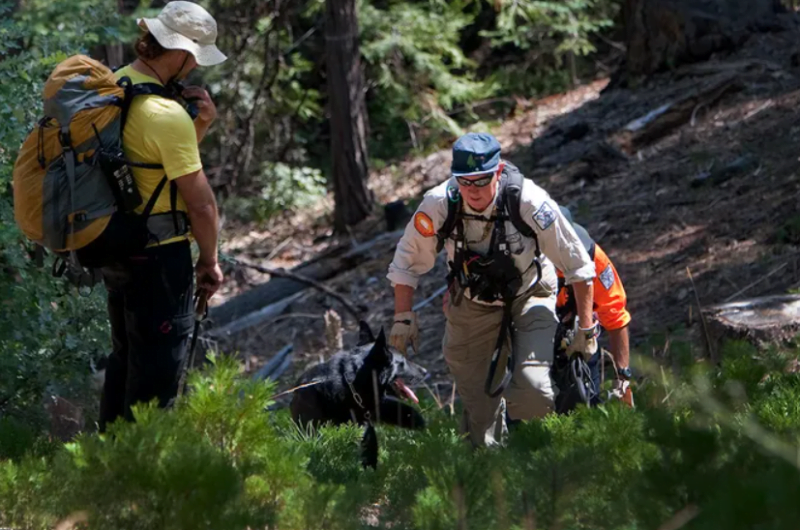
left=210, top=28, right=800, bottom=408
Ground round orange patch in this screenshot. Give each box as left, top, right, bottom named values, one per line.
left=413, top=212, right=435, bottom=237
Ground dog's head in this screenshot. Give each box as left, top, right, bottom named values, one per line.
left=357, top=321, right=428, bottom=403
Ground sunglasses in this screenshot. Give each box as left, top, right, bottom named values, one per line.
left=456, top=174, right=494, bottom=188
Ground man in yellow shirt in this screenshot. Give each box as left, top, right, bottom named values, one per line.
left=93, top=1, right=226, bottom=432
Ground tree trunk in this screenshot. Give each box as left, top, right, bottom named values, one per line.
left=325, top=0, right=372, bottom=232
left=92, top=0, right=140, bottom=67
left=623, top=0, right=782, bottom=76
left=702, top=295, right=800, bottom=360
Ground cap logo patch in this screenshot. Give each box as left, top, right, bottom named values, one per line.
left=414, top=212, right=436, bottom=237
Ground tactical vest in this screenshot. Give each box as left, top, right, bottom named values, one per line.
left=437, top=161, right=543, bottom=307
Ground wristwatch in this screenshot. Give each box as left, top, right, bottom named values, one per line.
left=617, top=366, right=632, bottom=380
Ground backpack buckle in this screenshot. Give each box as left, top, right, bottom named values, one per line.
left=58, top=129, right=72, bottom=149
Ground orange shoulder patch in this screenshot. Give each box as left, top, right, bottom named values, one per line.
left=414, top=212, right=436, bottom=237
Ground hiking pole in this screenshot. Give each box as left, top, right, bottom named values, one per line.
left=177, top=290, right=209, bottom=396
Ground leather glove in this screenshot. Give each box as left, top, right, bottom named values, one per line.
left=566, top=321, right=599, bottom=358
left=611, top=378, right=635, bottom=408
left=389, top=311, right=419, bottom=355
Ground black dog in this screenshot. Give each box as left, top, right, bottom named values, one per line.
left=290, top=321, right=428, bottom=468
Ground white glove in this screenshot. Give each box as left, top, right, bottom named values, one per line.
left=389, top=311, right=419, bottom=355
left=566, top=322, right=599, bottom=358
left=611, top=379, right=635, bottom=408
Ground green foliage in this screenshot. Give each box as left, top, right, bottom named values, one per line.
left=775, top=215, right=800, bottom=245
left=10, top=3, right=800, bottom=528
left=197, top=0, right=325, bottom=196
left=484, top=0, right=620, bottom=96
left=360, top=0, right=495, bottom=157
left=6, top=340, right=800, bottom=529
left=222, top=162, right=327, bottom=223
left=0, top=0, right=117, bottom=430
left=488, top=0, right=618, bottom=55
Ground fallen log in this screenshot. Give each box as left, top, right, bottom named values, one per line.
left=702, top=294, right=800, bottom=355
left=252, top=344, right=294, bottom=382
left=690, top=154, right=759, bottom=188
left=211, top=229, right=404, bottom=329
left=206, top=291, right=306, bottom=339
left=612, top=74, right=742, bottom=154
left=675, top=58, right=783, bottom=79
left=232, top=258, right=363, bottom=319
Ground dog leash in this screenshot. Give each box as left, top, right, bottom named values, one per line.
left=177, top=290, right=209, bottom=396
left=268, top=380, right=325, bottom=401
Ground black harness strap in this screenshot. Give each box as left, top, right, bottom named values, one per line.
left=483, top=175, right=517, bottom=398
left=570, top=353, right=598, bottom=407
left=485, top=300, right=515, bottom=398
left=177, top=291, right=209, bottom=396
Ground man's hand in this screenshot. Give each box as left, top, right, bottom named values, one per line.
left=611, top=378, right=635, bottom=408
left=196, top=258, right=223, bottom=298
left=182, top=85, right=217, bottom=124
left=390, top=311, right=419, bottom=355
left=566, top=321, right=599, bottom=358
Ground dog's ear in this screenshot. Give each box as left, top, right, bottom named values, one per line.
left=365, top=327, right=391, bottom=365
left=375, top=327, right=387, bottom=347
left=357, top=320, right=375, bottom=346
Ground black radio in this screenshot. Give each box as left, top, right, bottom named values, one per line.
left=98, top=146, right=144, bottom=213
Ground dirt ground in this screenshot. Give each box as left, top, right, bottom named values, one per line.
left=208, top=28, right=800, bottom=404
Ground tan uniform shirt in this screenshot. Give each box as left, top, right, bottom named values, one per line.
left=387, top=174, right=596, bottom=305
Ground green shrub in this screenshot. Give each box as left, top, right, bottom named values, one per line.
left=222, top=162, right=328, bottom=223
left=360, top=0, right=496, bottom=158
left=0, top=0, right=117, bottom=431
left=4, top=340, right=800, bottom=529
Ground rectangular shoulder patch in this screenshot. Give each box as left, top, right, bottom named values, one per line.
left=599, top=263, right=615, bottom=290
left=532, top=202, right=556, bottom=230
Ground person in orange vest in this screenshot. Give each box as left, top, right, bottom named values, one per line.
left=555, top=206, right=633, bottom=407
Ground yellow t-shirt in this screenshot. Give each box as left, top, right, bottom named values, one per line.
left=115, top=65, right=202, bottom=245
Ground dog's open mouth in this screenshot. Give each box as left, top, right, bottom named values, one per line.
left=394, top=378, right=419, bottom=404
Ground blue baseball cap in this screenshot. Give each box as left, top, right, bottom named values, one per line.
left=451, top=132, right=502, bottom=177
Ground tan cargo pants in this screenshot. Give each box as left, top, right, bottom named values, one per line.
left=443, top=284, right=558, bottom=447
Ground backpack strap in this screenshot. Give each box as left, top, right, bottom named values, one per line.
left=492, top=173, right=511, bottom=253
left=58, top=126, right=78, bottom=258
left=436, top=183, right=461, bottom=253
left=119, top=79, right=188, bottom=241
left=501, top=163, right=546, bottom=296
left=141, top=175, right=169, bottom=221
left=129, top=82, right=172, bottom=98
left=169, top=179, right=180, bottom=234
left=501, top=162, right=538, bottom=250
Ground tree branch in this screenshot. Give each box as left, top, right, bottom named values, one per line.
left=231, top=258, right=363, bottom=319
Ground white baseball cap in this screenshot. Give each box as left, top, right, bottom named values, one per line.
left=138, top=1, right=227, bottom=67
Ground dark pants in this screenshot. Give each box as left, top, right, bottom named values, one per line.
left=97, top=240, right=194, bottom=432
